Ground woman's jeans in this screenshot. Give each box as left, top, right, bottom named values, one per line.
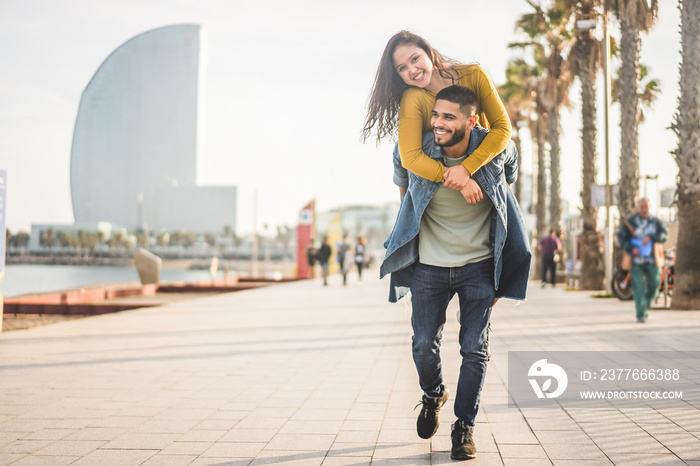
left=410, top=260, right=495, bottom=426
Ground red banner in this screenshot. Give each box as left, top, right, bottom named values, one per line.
left=296, top=199, right=315, bottom=279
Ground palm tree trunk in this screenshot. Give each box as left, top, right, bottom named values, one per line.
left=671, top=0, right=700, bottom=309
left=617, top=18, right=642, bottom=219
left=513, top=130, right=522, bottom=202
left=577, top=36, right=604, bottom=290
left=547, top=105, right=562, bottom=233
left=534, top=114, right=548, bottom=280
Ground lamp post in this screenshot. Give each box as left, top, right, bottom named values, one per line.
left=602, top=13, right=613, bottom=295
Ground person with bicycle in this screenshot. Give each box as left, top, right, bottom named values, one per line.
left=617, top=198, right=668, bottom=323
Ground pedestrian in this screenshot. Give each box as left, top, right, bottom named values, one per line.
left=355, top=237, right=368, bottom=281
left=380, top=85, right=530, bottom=460
left=362, top=31, right=511, bottom=205
left=317, top=236, right=332, bottom=286
left=617, top=198, right=668, bottom=323
left=538, top=230, right=562, bottom=287
left=337, top=235, right=351, bottom=286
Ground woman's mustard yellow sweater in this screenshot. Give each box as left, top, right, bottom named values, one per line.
left=397, top=64, right=512, bottom=181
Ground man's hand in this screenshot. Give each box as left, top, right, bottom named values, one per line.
left=443, top=165, right=471, bottom=190
left=642, top=236, right=651, bottom=245
left=459, top=179, right=483, bottom=205
left=633, top=247, right=640, bottom=256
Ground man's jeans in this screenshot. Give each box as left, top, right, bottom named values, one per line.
left=410, top=260, right=495, bottom=426
left=631, top=261, right=661, bottom=319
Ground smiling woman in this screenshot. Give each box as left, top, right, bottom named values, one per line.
left=362, top=30, right=511, bottom=198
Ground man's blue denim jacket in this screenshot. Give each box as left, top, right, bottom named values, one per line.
left=380, top=126, right=531, bottom=303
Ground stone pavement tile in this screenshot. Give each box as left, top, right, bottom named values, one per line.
left=0, top=439, right=54, bottom=454
left=290, top=408, right=349, bottom=421
left=246, top=407, right=296, bottom=418
left=0, top=419, right=56, bottom=432
left=101, top=432, right=179, bottom=449
left=249, top=449, right=324, bottom=465
left=63, top=427, right=129, bottom=441
left=264, top=433, right=335, bottom=451
left=17, top=428, right=78, bottom=440
left=430, top=451, right=503, bottom=465
left=604, top=453, right=687, bottom=465
left=279, top=420, right=344, bottom=435
left=0, top=432, right=25, bottom=447
left=369, top=457, right=430, bottom=466
left=0, top=453, right=24, bottom=464
left=88, top=416, right=148, bottom=429
left=541, top=443, right=609, bottom=461
left=521, top=417, right=580, bottom=431
left=566, top=408, right=629, bottom=424
left=497, top=444, right=548, bottom=459
left=202, top=442, right=267, bottom=457
left=159, top=440, right=213, bottom=455
left=346, top=410, right=385, bottom=421
left=131, top=419, right=200, bottom=434
left=503, top=459, right=553, bottom=466
left=640, top=423, right=690, bottom=435
left=534, top=429, right=592, bottom=444
left=141, top=454, right=198, bottom=466
left=189, top=457, right=252, bottom=466
left=177, top=429, right=226, bottom=442
left=334, top=430, right=379, bottom=443
left=490, top=421, right=539, bottom=444
left=219, top=428, right=278, bottom=443
left=34, top=440, right=105, bottom=456
left=234, top=417, right=287, bottom=430
left=207, top=410, right=250, bottom=421
left=71, top=449, right=157, bottom=466
left=651, top=433, right=700, bottom=461
left=114, top=406, right=164, bottom=418
left=371, top=442, right=430, bottom=459
left=551, top=460, right=613, bottom=466
left=195, top=419, right=241, bottom=430
left=9, top=455, right=80, bottom=466
left=380, top=418, right=414, bottom=430
left=590, top=432, right=668, bottom=454
left=376, top=429, right=416, bottom=443
left=622, top=409, right=674, bottom=424
left=153, top=408, right=217, bottom=420
left=342, top=420, right=382, bottom=431
left=321, top=457, right=371, bottom=465
left=327, top=442, right=375, bottom=456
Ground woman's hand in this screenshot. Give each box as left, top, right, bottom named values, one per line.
left=443, top=164, right=471, bottom=190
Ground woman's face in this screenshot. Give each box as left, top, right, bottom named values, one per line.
left=392, top=44, right=433, bottom=89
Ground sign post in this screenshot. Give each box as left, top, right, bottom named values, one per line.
left=0, top=170, right=7, bottom=332
left=296, top=200, right=315, bottom=279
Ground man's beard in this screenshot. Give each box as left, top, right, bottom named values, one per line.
left=435, top=126, right=466, bottom=147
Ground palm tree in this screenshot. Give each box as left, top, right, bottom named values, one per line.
left=670, top=0, right=700, bottom=310
left=571, top=0, right=605, bottom=289
left=513, top=0, right=576, bottom=234
left=605, top=0, right=659, bottom=219
left=498, top=59, right=538, bottom=203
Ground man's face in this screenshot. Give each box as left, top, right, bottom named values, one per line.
left=637, top=200, right=650, bottom=218
left=431, top=99, right=473, bottom=148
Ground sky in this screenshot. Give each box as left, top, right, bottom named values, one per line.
left=0, top=0, right=682, bottom=236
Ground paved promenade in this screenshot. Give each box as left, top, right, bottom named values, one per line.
left=1, top=271, right=699, bottom=465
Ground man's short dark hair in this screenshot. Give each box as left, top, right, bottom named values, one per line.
left=435, top=85, right=478, bottom=118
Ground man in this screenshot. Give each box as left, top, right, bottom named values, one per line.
left=617, top=198, right=668, bottom=323
left=317, top=236, right=332, bottom=286
left=538, top=229, right=562, bottom=287
left=380, top=85, right=530, bottom=460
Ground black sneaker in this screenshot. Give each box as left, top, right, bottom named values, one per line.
left=451, top=420, right=476, bottom=460
left=415, top=386, right=449, bottom=439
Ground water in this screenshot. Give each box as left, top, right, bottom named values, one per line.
left=1, top=264, right=218, bottom=298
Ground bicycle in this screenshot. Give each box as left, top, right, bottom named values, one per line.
left=611, top=248, right=675, bottom=307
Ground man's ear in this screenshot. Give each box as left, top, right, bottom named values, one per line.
left=467, top=114, right=478, bottom=129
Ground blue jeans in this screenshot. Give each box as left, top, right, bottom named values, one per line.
left=410, top=260, right=495, bottom=427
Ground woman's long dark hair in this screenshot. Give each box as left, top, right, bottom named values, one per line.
left=362, top=31, right=458, bottom=144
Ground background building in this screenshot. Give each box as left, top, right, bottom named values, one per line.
left=70, top=24, right=236, bottom=233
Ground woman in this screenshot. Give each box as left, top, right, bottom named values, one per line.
left=362, top=31, right=511, bottom=196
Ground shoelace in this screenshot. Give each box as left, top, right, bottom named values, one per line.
left=414, top=399, right=438, bottom=417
